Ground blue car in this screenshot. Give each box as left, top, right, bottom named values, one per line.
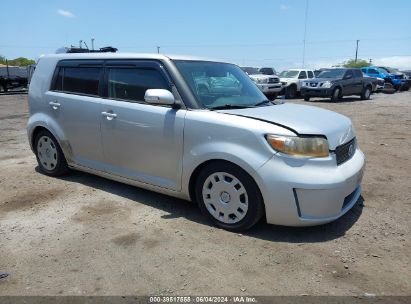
left=361, top=66, right=406, bottom=90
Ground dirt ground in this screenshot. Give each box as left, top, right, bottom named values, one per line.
left=0, top=91, right=410, bottom=296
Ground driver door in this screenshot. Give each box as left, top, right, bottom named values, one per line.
left=99, top=60, right=186, bottom=191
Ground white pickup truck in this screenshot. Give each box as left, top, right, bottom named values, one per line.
left=279, top=69, right=315, bottom=99
left=241, top=67, right=282, bottom=100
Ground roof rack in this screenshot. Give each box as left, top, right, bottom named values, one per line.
left=55, top=46, right=118, bottom=54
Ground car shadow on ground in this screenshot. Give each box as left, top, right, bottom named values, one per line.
left=47, top=168, right=364, bottom=244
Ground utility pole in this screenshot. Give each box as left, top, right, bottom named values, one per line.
left=157, top=46, right=160, bottom=54
left=355, top=40, right=359, bottom=63
left=302, top=0, right=309, bottom=68
left=91, top=38, right=95, bottom=51
left=79, top=40, right=83, bottom=49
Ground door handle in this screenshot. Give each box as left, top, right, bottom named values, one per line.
left=49, top=101, right=61, bottom=110
left=101, top=111, right=117, bottom=120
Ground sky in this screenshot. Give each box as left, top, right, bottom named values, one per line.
left=2, top=0, right=411, bottom=70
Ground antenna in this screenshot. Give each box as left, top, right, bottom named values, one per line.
left=302, top=0, right=309, bottom=68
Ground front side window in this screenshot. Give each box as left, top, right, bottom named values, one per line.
left=175, top=61, right=267, bottom=109
left=63, top=67, right=101, bottom=96
left=307, top=71, right=314, bottom=78
left=368, top=68, right=378, bottom=74
left=299, top=71, right=307, bottom=79
left=107, top=68, right=169, bottom=102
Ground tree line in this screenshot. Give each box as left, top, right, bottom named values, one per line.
left=0, top=55, right=35, bottom=67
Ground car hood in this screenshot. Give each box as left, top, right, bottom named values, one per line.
left=217, top=103, right=354, bottom=150
left=249, top=74, right=274, bottom=79
left=280, top=77, right=297, bottom=82
left=311, top=77, right=342, bottom=82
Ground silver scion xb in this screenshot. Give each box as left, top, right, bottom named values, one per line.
left=27, top=53, right=365, bottom=231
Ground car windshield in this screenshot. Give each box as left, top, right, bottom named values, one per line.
left=259, top=68, right=275, bottom=75
left=174, top=61, right=269, bottom=109
left=278, top=70, right=299, bottom=78
left=240, top=67, right=260, bottom=75
left=380, top=67, right=398, bottom=73
left=317, top=69, right=346, bottom=78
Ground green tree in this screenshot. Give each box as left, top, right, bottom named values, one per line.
left=0, top=55, right=35, bottom=66
left=343, top=59, right=371, bottom=68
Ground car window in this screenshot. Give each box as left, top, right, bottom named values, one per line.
left=368, top=69, right=378, bottom=74
left=361, top=68, right=367, bottom=73
left=353, top=70, right=363, bottom=78
left=107, top=68, right=169, bottom=102
left=52, top=67, right=63, bottom=91
left=259, top=68, right=274, bottom=75
left=62, top=67, right=101, bottom=96
left=299, top=71, right=307, bottom=79
left=307, top=71, right=314, bottom=78
left=344, top=70, right=353, bottom=78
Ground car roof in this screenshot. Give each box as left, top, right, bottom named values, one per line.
left=40, top=52, right=227, bottom=63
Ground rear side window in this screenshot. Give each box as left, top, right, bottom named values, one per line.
left=107, top=68, right=169, bottom=102
left=307, top=71, right=314, bottom=78
left=63, top=67, right=101, bottom=96
left=353, top=70, right=363, bottom=78
left=299, top=71, right=307, bottom=79
left=51, top=66, right=101, bottom=96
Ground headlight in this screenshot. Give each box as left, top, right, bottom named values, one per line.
left=266, top=135, right=329, bottom=157
left=321, top=81, right=332, bottom=88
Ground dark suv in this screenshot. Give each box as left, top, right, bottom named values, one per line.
left=301, top=68, right=374, bottom=102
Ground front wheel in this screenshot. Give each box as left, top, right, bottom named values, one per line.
left=285, top=85, right=297, bottom=99
left=330, top=87, right=341, bottom=102
left=34, top=130, right=69, bottom=176
left=195, top=161, right=264, bottom=231
left=304, top=95, right=310, bottom=101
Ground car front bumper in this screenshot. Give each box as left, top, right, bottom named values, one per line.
left=301, top=87, right=333, bottom=97
left=256, top=83, right=282, bottom=94
left=254, top=147, right=365, bottom=226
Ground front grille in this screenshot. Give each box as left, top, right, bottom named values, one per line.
left=309, top=82, right=318, bottom=87
left=268, top=77, right=279, bottom=83
left=335, top=138, right=356, bottom=165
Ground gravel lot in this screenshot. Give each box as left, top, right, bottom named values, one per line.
left=0, top=91, right=410, bottom=296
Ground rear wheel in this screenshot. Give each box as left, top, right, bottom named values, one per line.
left=267, top=93, right=278, bottom=101
left=330, top=87, right=341, bottom=102
left=195, top=161, right=264, bottom=231
left=34, top=130, right=69, bottom=176
left=361, top=86, right=372, bottom=100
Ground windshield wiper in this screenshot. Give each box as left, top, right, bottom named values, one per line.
left=208, top=104, right=254, bottom=110
left=253, top=99, right=273, bottom=107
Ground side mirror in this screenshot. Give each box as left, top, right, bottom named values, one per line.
left=144, top=89, right=176, bottom=106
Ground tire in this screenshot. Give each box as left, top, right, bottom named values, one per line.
left=285, top=85, right=297, bottom=99
left=330, top=87, right=341, bottom=102
left=34, top=130, right=69, bottom=176
left=304, top=95, right=310, bottom=101
left=266, top=93, right=278, bottom=101
left=195, top=161, right=264, bottom=231
left=361, top=86, right=372, bottom=100
left=0, top=83, right=5, bottom=93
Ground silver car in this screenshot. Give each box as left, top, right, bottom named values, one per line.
left=27, top=53, right=365, bottom=231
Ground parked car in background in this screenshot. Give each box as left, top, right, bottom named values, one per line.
left=258, top=67, right=277, bottom=75
left=278, top=69, right=315, bottom=99
left=361, top=66, right=406, bottom=90
left=27, top=53, right=365, bottom=231
left=241, top=67, right=282, bottom=100
left=0, top=66, right=29, bottom=92
left=363, top=74, right=385, bottom=92
left=301, top=68, right=374, bottom=102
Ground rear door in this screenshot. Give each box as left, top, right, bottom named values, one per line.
left=46, top=60, right=105, bottom=170
left=99, top=60, right=185, bottom=191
